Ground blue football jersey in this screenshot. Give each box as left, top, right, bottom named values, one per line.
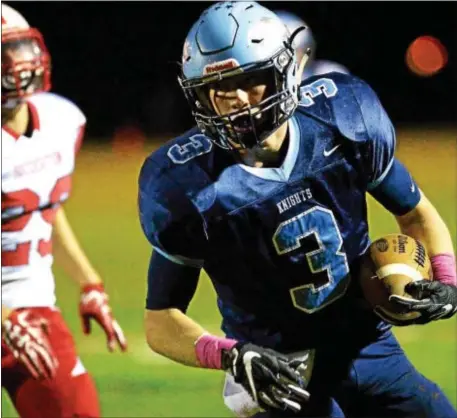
left=139, top=73, right=397, bottom=351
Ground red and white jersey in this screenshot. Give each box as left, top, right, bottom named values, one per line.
left=1, top=92, right=85, bottom=309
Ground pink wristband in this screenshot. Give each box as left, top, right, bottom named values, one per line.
left=431, top=253, right=457, bottom=286
left=194, top=334, right=237, bottom=369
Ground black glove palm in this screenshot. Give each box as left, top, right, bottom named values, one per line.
left=222, top=342, right=310, bottom=413
left=389, top=280, right=457, bottom=325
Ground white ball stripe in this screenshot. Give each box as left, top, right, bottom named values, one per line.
left=376, top=263, right=423, bottom=282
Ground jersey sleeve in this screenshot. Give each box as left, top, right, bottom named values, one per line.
left=61, top=96, right=86, bottom=155
left=74, top=123, right=86, bottom=155
left=350, top=78, right=396, bottom=190
left=351, top=79, right=421, bottom=215
left=29, top=93, right=86, bottom=154
left=368, top=157, right=421, bottom=215
left=138, top=156, right=206, bottom=268
left=146, top=249, right=200, bottom=312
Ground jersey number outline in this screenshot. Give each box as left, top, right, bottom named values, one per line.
left=167, top=134, right=213, bottom=165
left=272, top=206, right=350, bottom=313
left=2, top=175, right=72, bottom=267
left=299, top=78, right=338, bottom=108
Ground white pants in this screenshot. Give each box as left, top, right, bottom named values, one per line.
left=222, top=349, right=315, bottom=417
left=223, top=373, right=262, bottom=418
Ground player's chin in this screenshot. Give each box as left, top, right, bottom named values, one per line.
left=225, top=131, right=251, bottom=153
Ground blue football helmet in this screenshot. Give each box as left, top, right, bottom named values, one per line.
left=274, top=10, right=316, bottom=64
left=178, top=1, right=306, bottom=150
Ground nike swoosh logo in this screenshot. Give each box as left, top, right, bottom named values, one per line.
left=323, top=144, right=341, bottom=157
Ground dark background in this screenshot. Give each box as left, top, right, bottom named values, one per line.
left=10, top=1, right=457, bottom=140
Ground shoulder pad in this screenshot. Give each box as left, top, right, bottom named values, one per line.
left=138, top=151, right=207, bottom=266
left=149, top=127, right=213, bottom=171
left=297, top=73, right=383, bottom=143
left=28, top=92, right=86, bottom=129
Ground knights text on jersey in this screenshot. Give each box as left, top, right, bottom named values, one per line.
left=138, top=73, right=395, bottom=349
left=1, top=92, right=86, bottom=309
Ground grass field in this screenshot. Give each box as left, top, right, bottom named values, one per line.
left=2, top=128, right=456, bottom=417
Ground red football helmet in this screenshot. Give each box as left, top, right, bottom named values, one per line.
left=1, top=3, right=51, bottom=107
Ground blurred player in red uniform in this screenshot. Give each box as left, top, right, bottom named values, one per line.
left=1, top=3, right=127, bottom=417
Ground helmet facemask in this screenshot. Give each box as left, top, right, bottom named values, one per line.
left=1, top=28, right=51, bottom=108
left=179, top=44, right=299, bottom=150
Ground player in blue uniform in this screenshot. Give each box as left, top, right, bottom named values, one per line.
left=139, top=2, right=457, bottom=417
left=274, top=10, right=350, bottom=80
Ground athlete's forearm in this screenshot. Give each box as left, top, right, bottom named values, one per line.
left=395, top=191, right=456, bottom=286
left=144, top=308, right=237, bottom=369
left=52, top=207, right=102, bottom=287
left=144, top=308, right=208, bottom=367
left=395, top=191, right=454, bottom=256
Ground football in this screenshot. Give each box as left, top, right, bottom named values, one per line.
left=359, top=234, right=433, bottom=323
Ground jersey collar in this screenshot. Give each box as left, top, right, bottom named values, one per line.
left=238, top=115, right=300, bottom=182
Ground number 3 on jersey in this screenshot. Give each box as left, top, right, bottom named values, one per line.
left=167, top=134, right=212, bottom=165
left=299, top=78, right=338, bottom=108
left=273, top=207, right=350, bottom=313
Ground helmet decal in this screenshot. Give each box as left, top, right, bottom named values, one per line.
left=203, top=59, right=241, bottom=75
